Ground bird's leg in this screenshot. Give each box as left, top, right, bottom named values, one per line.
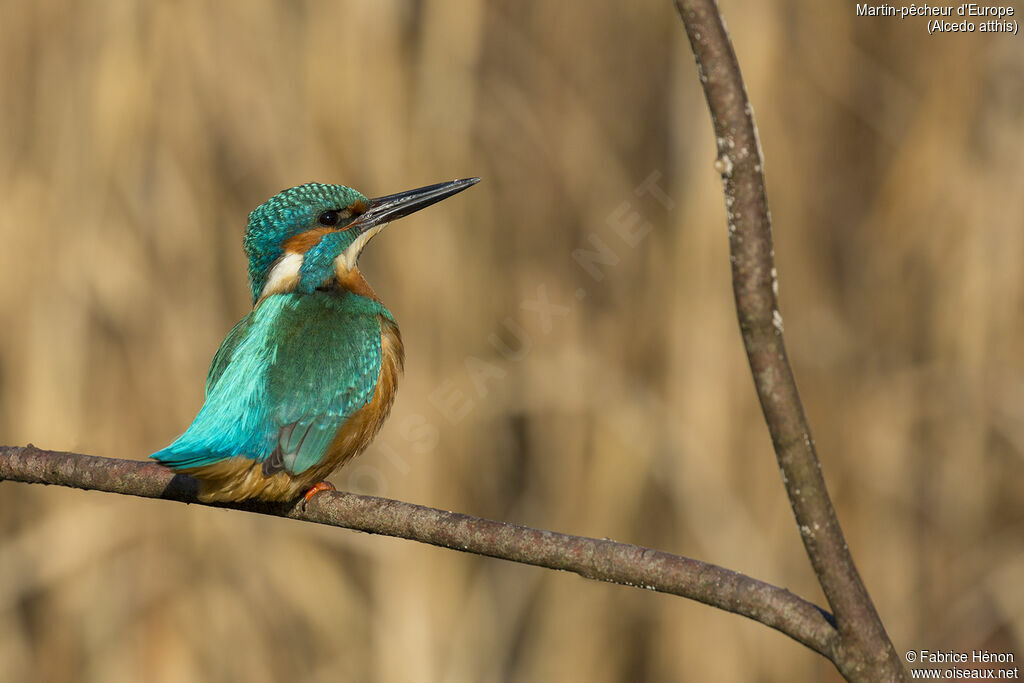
left=302, top=480, right=336, bottom=504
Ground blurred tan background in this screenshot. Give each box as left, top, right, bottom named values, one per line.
left=1, top=1, right=1022, bottom=681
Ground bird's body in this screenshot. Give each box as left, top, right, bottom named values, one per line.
left=152, top=179, right=477, bottom=502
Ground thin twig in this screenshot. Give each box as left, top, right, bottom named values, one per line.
left=672, top=1, right=905, bottom=680
left=0, top=444, right=837, bottom=655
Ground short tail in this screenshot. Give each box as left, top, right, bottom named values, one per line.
left=150, top=446, right=234, bottom=470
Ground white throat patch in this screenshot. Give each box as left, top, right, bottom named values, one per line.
left=335, top=224, right=386, bottom=274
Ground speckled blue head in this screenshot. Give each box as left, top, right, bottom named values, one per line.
left=245, top=183, right=368, bottom=301
left=244, top=179, right=480, bottom=303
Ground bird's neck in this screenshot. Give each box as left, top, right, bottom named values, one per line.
left=335, top=266, right=380, bottom=302
left=256, top=247, right=382, bottom=302
left=257, top=231, right=382, bottom=303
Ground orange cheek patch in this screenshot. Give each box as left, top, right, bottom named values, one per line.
left=283, top=227, right=337, bottom=253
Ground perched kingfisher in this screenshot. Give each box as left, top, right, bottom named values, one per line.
left=152, top=178, right=479, bottom=502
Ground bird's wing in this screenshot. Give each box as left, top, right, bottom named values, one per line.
left=151, top=292, right=383, bottom=473
left=205, top=314, right=255, bottom=395
left=262, top=294, right=383, bottom=474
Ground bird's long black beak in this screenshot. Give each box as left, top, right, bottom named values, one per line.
left=350, top=177, right=480, bottom=234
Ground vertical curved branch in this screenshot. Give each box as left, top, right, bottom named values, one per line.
left=672, top=1, right=906, bottom=680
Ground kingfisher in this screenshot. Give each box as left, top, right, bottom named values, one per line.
left=152, top=178, right=479, bottom=503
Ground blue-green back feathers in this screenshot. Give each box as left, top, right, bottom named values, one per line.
left=151, top=290, right=387, bottom=474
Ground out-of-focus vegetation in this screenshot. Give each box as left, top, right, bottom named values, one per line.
left=0, top=2, right=1021, bottom=681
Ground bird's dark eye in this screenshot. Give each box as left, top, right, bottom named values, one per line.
left=318, top=210, right=342, bottom=226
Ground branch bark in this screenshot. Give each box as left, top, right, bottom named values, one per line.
left=1, top=444, right=837, bottom=657
left=673, top=1, right=906, bottom=680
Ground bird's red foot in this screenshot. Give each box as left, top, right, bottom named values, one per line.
left=302, top=481, right=336, bottom=504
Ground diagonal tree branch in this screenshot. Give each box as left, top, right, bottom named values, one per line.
left=0, top=445, right=838, bottom=655
left=673, top=1, right=906, bottom=680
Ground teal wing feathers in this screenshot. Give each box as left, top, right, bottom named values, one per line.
left=151, top=291, right=385, bottom=474
left=263, top=295, right=383, bottom=474
left=205, top=314, right=254, bottom=394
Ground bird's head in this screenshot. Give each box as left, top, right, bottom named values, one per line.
left=244, top=178, right=478, bottom=303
